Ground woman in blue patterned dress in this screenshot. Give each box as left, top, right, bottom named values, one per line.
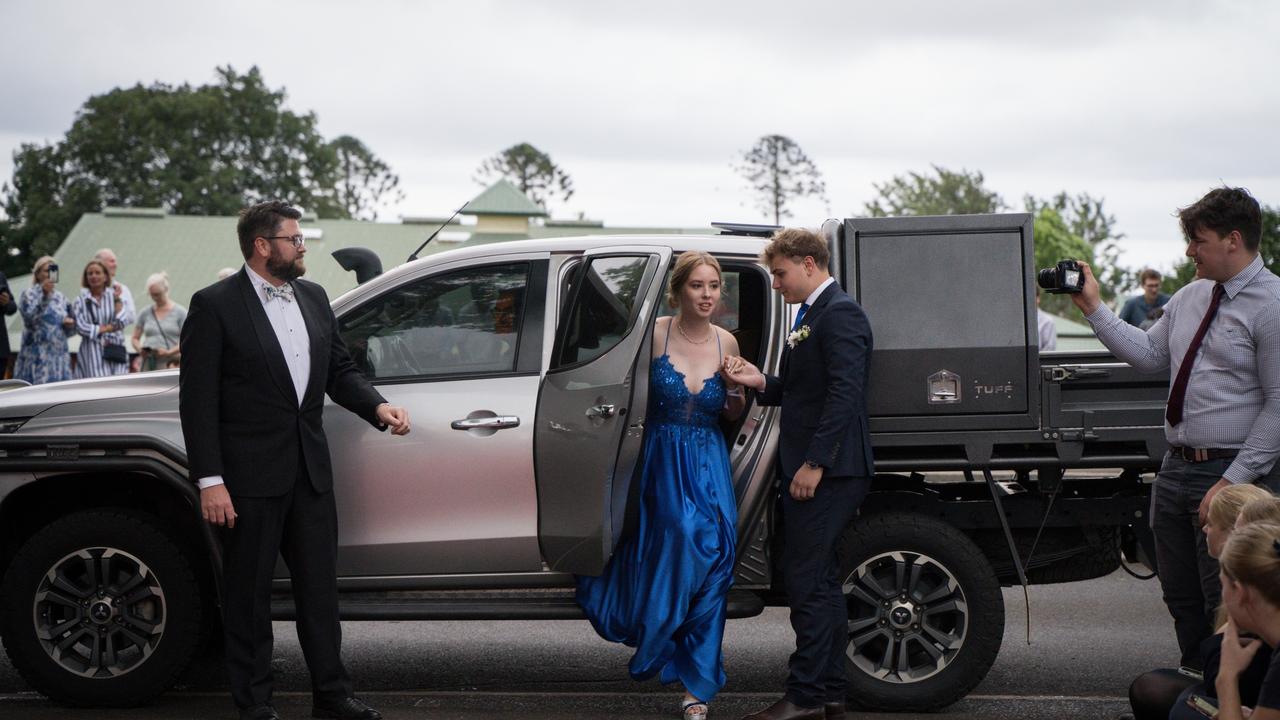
left=577, top=251, right=747, bottom=720
left=72, top=259, right=134, bottom=378
left=14, top=256, right=74, bottom=385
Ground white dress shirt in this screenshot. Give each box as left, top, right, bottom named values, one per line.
left=198, top=266, right=313, bottom=490
left=1085, top=254, right=1280, bottom=484
left=802, top=277, right=837, bottom=312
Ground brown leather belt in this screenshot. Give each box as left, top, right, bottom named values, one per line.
left=1169, top=446, right=1238, bottom=463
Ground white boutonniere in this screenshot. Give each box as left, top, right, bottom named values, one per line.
left=787, top=325, right=811, bottom=349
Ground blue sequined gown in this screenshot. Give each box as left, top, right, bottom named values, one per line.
left=576, top=330, right=738, bottom=702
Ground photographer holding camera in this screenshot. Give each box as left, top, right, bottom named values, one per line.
left=1069, top=187, right=1280, bottom=672
left=14, top=256, right=74, bottom=384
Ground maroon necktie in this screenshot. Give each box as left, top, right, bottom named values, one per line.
left=1165, top=283, right=1225, bottom=426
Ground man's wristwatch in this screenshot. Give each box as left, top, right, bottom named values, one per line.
left=804, top=460, right=821, bottom=470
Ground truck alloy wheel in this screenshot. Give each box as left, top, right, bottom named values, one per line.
left=837, top=513, right=1004, bottom=712
left=0, top=509, right=202, bottom=706
left=845, top=549, right=967, bottom=683
left=33, top=546, right=167, bottom=678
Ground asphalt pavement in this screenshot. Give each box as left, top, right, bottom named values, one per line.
left=0, top=569, right=1178, bottom=719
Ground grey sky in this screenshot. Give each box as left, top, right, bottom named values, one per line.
left=2, top=0, right=1277, bottom=276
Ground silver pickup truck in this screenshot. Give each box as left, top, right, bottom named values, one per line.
left=0, top=214, right=1169, bottom=710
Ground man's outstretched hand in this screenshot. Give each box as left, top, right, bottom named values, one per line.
left=377, top=403, right=411, bottom=435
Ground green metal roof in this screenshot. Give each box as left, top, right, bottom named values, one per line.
left=4, top=212, right=450, bottom=353
left=4, top=207, right=712, bottom=353
left=464, top=180, right=548, bottom=217
left=1047, top=311, right=1104, bottom=351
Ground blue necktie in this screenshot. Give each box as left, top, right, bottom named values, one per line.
left=791, top=303, right=810, bottom=332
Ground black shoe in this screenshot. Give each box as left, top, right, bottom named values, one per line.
left=823, top=702, right=846, bottom=719
left=240, top=705, right=281, bottom=720
left=312, top=696, right=383, bottom=720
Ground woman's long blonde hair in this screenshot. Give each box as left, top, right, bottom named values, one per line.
left=1208, top=484, right=1274, bottom=531
left=1239, top=497, right=1280, bottom=527
left=1220, top=522, right=1280, bottom=610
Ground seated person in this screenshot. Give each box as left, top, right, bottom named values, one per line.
left=1128, top=484, right=1274, bottom=719
left=1214, top=522, right=1280, bottom=720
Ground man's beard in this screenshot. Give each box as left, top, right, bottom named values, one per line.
left=266, top=247, right=305, bottom=282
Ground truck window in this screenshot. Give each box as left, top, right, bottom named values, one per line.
left=339, top=262, right=530, bottom=379
left=554, top=256, right=649, bottom=368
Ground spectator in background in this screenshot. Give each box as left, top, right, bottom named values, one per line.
left=1139, top=307, right=1165, bottom=331
left=217, top=267, right=237, bottom=281
left=0, top=265, right=16, bottom=375
left=1127, top=485, right=1275, bottom=720
left=1037, top=289, right=1057, bottom=351
left=1214, top=522, right=1280, bottom=720
left=1120, top=269, right=1171, bottom=327
left=94, top=248, right=136, bottom=324
left=73, top=259, right=134, bottom=378
left=13, top=256, right=74, bottom=385
left=131, top=272, right=186, bottom=371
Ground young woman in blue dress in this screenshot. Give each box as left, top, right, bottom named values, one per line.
left=577, top=251, right=747, bottom=719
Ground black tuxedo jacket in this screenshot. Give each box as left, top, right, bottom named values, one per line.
left=757, top=281, right=874, bottom=479
left=179, top=269, right=386, bottom=497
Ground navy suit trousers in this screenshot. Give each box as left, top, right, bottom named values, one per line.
left=781, top=474, right=869, bottom=707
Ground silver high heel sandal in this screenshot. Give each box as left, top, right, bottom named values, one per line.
left=682, top=697, right=708, bottom=720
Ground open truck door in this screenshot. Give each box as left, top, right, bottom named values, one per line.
left=535, top=247, right=673, bottom=574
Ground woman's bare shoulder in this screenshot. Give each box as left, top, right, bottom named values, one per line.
left=716, top=324, right=740, bottom=354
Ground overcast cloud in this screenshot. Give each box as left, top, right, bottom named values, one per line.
left=2, top=0, right=1277, bottom=274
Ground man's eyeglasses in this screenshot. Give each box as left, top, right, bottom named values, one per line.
left=263, top=234, right=305, bottom=249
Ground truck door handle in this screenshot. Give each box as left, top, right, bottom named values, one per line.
left=1045, top=366, right=1114, bottom=382
left=451, top=416, right=521, bottom=430
left=586, top=404, right=617, bottom=419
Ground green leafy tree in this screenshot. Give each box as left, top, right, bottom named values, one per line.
left=57, top=65, right=344, bottom=217
left=863, top=165, right=1004, bottom=217
left=734, top=134, right=828, bottom=225
left=330, top=135, right=403, bottom=221
left=1032, top=207, right=1095, bottom=316
left=1025, top=192, right=1127, bottom=303
left=474, top=143, right=573, bottom=210
left=0, top=143, right=102, bottom=276
left=1, top=65, right=400, bottom=275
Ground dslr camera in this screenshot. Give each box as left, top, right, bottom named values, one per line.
left=1038, top=259, right=1085, bottom=294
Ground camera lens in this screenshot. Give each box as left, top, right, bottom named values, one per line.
left=1037, top=268, right=1059, bottom=290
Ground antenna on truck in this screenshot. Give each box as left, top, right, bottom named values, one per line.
left=408, top=202, right=468, bottom=262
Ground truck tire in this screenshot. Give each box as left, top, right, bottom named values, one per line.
left=0, top=509, right=203, bottom=706
left=837, top=512, right=1004, bottom=711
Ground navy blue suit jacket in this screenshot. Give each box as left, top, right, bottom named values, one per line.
left=757, top=281, right=874, bottom=479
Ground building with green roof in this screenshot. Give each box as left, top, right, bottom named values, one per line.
left=3, top=181, right=712, bottom=361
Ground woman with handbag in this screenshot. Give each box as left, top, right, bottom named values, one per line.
left=130, top=271, right=186, bottom=371
left=72, top=259, right=134, bottom=378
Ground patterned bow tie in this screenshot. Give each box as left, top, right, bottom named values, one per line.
left=263, top=283, right=295, bottom=303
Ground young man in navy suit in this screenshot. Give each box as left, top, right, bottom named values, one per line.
left=724, top=228, right=874, bottom=720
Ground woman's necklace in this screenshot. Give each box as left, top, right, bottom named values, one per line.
left=676, top=318, right=714, bottom=345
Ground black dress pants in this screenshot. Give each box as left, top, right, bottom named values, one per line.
left=780, top=474, right=869, bottom=708
left=221, top=471, right=350, bottom=710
